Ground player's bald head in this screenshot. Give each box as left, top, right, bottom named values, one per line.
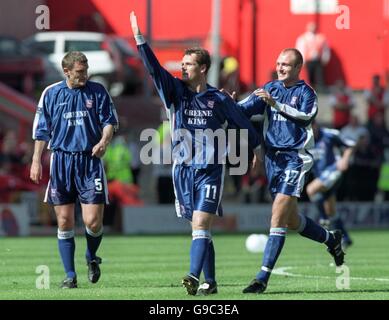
left=280, top=48, right=303, bottom=68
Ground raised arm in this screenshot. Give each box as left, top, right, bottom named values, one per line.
left=130, top=11, right=178, bottom=109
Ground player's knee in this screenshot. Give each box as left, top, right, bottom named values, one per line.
left=192, top=211, right=213, bottom=230
left=84, top=218, right=102, bottom=233
left=287, top=213, right=302, bottom=230
left=57, top=216, right=74, bottom=230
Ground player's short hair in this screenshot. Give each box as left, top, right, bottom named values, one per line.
left=281, top=48, right=303, bottom=67
left=62, top=51, right=88, bottom=70
left=184, top=47, right=211, bottom=73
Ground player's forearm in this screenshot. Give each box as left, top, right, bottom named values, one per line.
left=100, top=124, right=114, bottom=147
left=32, top=140, right=47, bottom=163
left=272, top=100, right=318, bottom=124
left=131, top=11, right=175, bottom=108
left=342, top=147, right=354, bottom=164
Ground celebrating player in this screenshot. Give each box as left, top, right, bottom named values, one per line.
left=237, top=48, right=345, bottom=294
left=130, top=11, right=261, bottom=296
left=30, top=51, right=119, bottom=288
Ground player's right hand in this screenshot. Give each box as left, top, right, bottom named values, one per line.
left=130, top=11, right=140, bottom=35
left=30, top=161, right=42, bottom=184
left=254, top=88, right=276, bottom=107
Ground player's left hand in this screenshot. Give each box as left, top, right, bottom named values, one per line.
left=92, top=142, right=107, bottom=158
left=254, top=89, right=276, bottom=107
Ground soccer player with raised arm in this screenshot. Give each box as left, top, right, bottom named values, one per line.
left=238, top=48, right=345, bottom=294
left=30, top=51, right=119, bottom=288
left=130, top=11, right=261, bottom=296
left=306, top=121, right=355, bottom=249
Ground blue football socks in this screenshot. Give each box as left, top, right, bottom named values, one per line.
left=315, top=198, right=328, bottom=221
left=57, top=229, right=76, bottom=279
left=189, top=230, right=211, bottom=279
left=256, top=227, right=287, bottom=284
left=85, top=226, right=103, bottom=262
left=331, top=216, right=351, bottom=242
left=202, top=240, right=216, bottom=284
left=298, top=214, right=336, bottom=247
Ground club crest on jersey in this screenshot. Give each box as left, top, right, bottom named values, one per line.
left=207, top=100, right=215, bottom=109
left=85, top=99, right=93, bottom=108
left=290, top=96, right=298, bottom=105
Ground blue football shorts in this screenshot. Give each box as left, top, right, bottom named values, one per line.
left=44, top=150, right=109, bottom=205
left=265, top=148, right=313, bottom=199
left=172, top=164, right=225, bottom=221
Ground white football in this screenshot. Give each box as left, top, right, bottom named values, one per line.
left=245, top=234, right=268, bottom=253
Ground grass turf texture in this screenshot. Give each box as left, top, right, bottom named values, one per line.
left=1, top=230, right=389, bottom=300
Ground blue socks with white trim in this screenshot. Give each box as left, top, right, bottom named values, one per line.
left=256, top=227, right=287, bottom=283
left=189, top=230, right=211, bottom=280
left=203, top=240, right=216, bottom=284
left=85, top=226, right=103, bottom=262
left=297, top=214, right=336, bottom=247
left=58, top=229, right=76, bottom=279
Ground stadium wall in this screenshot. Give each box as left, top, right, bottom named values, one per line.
left=45, top=0, right=389, bottom=90
left=122, top=202, right=389, bottom=234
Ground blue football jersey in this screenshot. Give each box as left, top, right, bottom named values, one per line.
left=310, top=128, right=355, bottom=177
left=32, top=80, right=119, bottom=152
left=137, top=42, right=260, bottom=168
left=238, top=80, right=318, bottom=150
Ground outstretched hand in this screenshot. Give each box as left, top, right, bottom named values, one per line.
left=254, top=88, right=276, bottom=108
left=130, top=11, right=140, bottom=36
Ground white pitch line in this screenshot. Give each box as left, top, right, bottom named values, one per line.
left=272, top=266, right=389, bottom=282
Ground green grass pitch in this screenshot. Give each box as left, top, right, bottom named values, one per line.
left=1, top=230, right=389, bottom=300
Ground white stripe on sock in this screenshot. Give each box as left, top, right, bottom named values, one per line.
left=57, top=229, right=74, bottom=239
left=86, top=226, right=103, bottom=237
left=261, top=266, right=272, bottom=273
